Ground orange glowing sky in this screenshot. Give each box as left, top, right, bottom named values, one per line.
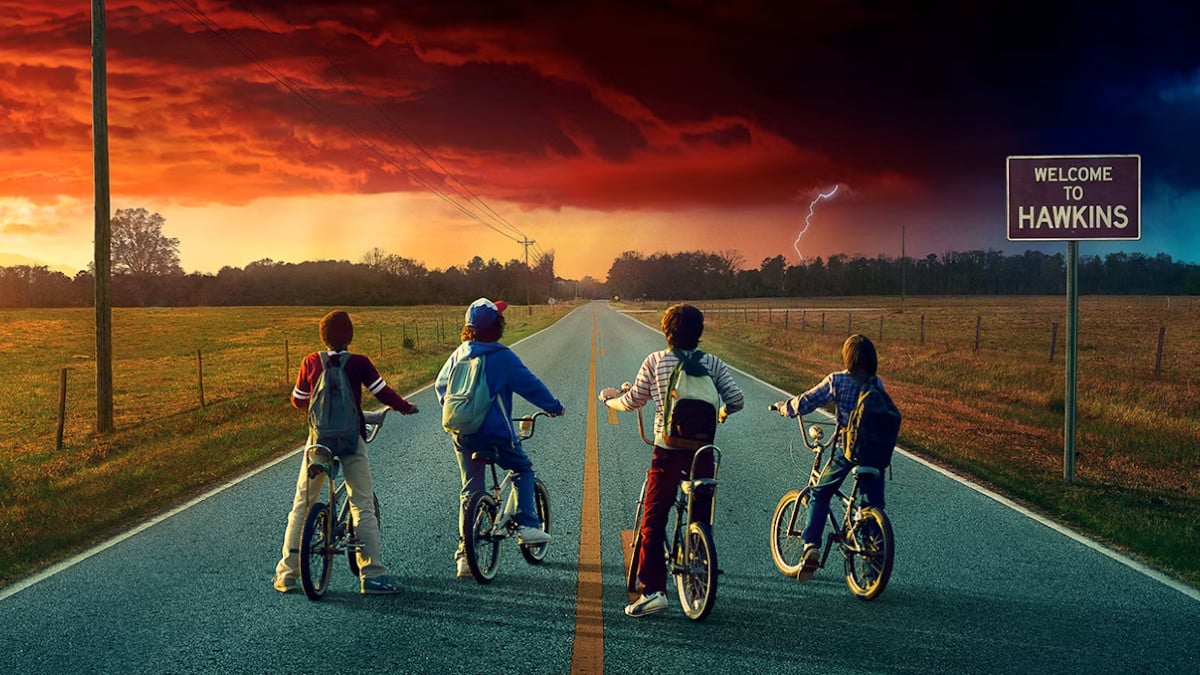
left=2, top=1, right=1198, bottom=280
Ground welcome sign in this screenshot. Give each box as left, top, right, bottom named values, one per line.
left=1006, top=155, right=1141, bottom=241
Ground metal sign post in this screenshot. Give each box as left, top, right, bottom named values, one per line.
left=1006, top=155, right=1140, bottom=483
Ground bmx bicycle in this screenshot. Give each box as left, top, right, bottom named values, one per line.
left=604, top=383, right=721, bottom=621
left=461, top=411, right=554, bottom=584
left=298, top=409, right=387, bottom=601
left=767, top=404, right=894, bottom=600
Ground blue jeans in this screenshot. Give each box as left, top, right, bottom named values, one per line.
left=454, top=434, right=541, bottom=545
left=801, top=454, right=886, bottom=546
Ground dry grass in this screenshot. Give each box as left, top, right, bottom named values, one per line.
left=0, top=304, right=572, bottom=585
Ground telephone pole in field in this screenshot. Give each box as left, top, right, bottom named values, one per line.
left=521, top=237, right=535, bottom=314
left=93, top=0, right=113, bottom=433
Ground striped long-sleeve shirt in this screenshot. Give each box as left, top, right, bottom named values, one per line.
left=611, top=348, right=744, bottom=447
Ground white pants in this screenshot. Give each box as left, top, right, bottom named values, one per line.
left=274, top=436, right=387, bottom=582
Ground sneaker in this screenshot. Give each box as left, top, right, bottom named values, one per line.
left=273, top=577, right=296, bottom=593
left=361, top=574, right=405, bottom=595
left=624, top=591, right=668, bottom=617
left=456, top=557, right=471, bottom=579
left=796, top=544, right=820, bottom=583
left=517, top=525, right=551, bottom=545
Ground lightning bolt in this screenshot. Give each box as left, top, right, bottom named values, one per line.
left=793, top=184, right=839, bottom=261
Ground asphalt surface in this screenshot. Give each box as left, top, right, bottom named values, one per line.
left=2, top=301, right=1196, bottom=674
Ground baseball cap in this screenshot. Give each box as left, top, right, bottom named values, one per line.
left=465, top=298, right=508, bottom=329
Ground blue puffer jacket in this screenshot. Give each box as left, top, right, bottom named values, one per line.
left=435, top=341, right=564, bottom=445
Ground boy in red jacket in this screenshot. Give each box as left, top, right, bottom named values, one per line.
left=273, top=310, right=418, bottom=595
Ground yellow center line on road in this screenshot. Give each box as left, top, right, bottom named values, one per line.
left=570, top=314, right=604, bottom=674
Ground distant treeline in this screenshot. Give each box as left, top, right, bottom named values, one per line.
left=0, top=255, right=561, bottom=308
left=2, top=249, right=1197, bottom=308
left=604, top=250, right=1200, bottom=300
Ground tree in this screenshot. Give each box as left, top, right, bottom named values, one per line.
left=111, top=208, right=183, bottom=277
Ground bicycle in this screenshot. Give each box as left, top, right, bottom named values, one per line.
left=461, top=411, right=554, bottom=584
left=298, top=409, right=387, bottom=601
left=605, top=383, right=721, bottom=621
left=767, top=404, right=894, bottom=600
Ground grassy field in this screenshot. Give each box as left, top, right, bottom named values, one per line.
left=0, top=304, right=573, bottom=585
left=619, top=295, right=1199, bottom=586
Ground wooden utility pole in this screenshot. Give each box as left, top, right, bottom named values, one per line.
left=522, top=237, right=535, bottom=314
left=93, top=0, right=113, bottom=433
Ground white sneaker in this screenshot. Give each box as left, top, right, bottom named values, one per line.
left=624, top=591, right=668, bottom=617
left=517, top=525, right=551, bottom=545
left=456, top=557, right=471, bottom=578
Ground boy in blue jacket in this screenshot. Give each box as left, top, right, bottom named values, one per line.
left=435, top=298, right=565, bottom=578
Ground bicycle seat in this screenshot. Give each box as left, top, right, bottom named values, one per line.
left=681, top=478, right=718, bottom=495
left=470, top=451, right=498, bottom=464
left=852, top=466, right=882, bottom=479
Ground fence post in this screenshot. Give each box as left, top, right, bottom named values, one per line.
left=56, top=368, right=68, bottom=451
left=879, top=314, right=884, bottom=341
left=196, top=349, right=206, bottom=407
left=379, top=331, right=384, bottom=357
left=284, top=338, right=290, bottom=382
left=974, top=315, right=982, bottom=353
left=920, top=314, right=925, bottom=345
left=1155, top=326, right=1166, bottom=377
left=784, top=309, right=789, bottom=330
left=802, top=310, right=807, bottom=329
left=848, top=312, right=852, bottom=334
left=1049, top=322, right=1058, bottom=363
left=821, top=312, right=826, bottom=334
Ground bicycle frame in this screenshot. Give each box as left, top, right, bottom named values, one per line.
left=631, top=405, right=721, bottom=580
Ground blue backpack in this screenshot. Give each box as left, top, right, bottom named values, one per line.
left=308, top=352, right=361, bottom=456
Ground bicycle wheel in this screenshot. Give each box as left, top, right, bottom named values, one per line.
left=675, top=522, right=718, bottom=621
left=520, top=480, right=553, bottom=564
left=463, top=492, right=502, bottom=583
left=770, top=488, right=810, bottom=577
left=625, top=478, right=649, bottom=593
left=299, top=502, right=333, bottom=600
left=843, top=506, right=894, bottom=600
left=346, top=492, right=382, bottom=578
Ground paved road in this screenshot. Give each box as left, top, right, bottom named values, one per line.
left=2, top=301, right=1197, bottom=674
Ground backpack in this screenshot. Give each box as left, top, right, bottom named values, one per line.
left=308, top=352, right=361, bottom=457
left=441, top=354, right=496, bottom=436
left=841, top=375, right=901, bottom=469
left=661, top=349, right=721, bottom=450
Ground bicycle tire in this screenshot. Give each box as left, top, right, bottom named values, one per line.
left=346, top=492, right=382, bottom=578
left=675, top=522, right=718, bottom=621
left=299, top=502, right=333, bottom=600
left=463, top=492, right=502, bottom=584
left=625, top=478, right=649, bottom=594
left=520, top=480, right=553, bottom=564
left=843, top=506, right=894, bottom=600
left=770, top=488, right=810, bottom=577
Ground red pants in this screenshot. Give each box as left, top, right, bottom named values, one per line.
left=636, top=445, right=715, bottom=595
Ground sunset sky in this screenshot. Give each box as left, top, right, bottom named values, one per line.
left=2, top=0, right=1198, bottom=281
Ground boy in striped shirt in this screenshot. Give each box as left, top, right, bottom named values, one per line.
left=601, top=303, right=744, bottom=617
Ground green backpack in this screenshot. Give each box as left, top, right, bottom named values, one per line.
left=308, top=352, right=361, bottom=457
left=661, top=349, right=721, bottom=450
left=441, top=354, right=496, bottom=435
left=842, top=376, right=902, bottom=469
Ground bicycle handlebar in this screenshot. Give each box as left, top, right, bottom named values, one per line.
left=513, top=410, right=554, bottom=441
left=769, top=404, right=835, bottom=452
